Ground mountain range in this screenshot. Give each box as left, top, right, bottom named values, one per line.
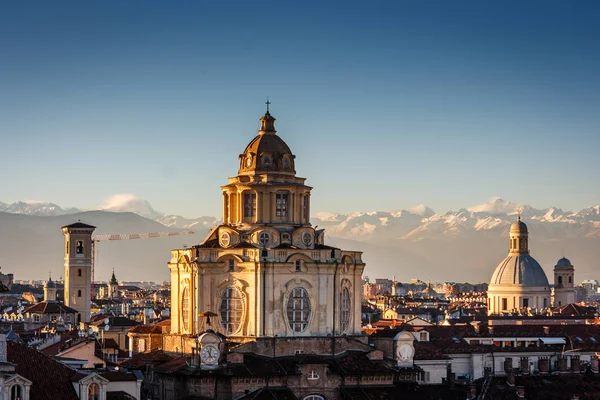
left=1, top=196, right=599, bottom=283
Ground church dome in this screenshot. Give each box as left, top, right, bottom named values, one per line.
left=510, top=217, right=528, bottom=233
left=238, top=111, right=296, bottom=176
left=490, top=254, right=549, bottom=287
left=45, top=279, right=56, bottom=289
left=556, top=257, right=572, bottom=267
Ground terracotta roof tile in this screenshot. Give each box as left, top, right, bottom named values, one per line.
left=7, top=340, right=79, bottom=400
left=23, top=301, right=78, bottom=315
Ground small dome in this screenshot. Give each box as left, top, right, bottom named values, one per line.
left=510, top=217, right=528, bottom=233
left=490, top=254, right=549, bottom=287
left=238, top=112, right=296, bottom=175
left=45, top=279, right=56, bottom=289
left=556, top=257, right=572, bottom=267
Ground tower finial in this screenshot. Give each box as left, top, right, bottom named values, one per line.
left=49, top=271, right=52, bottom=281
left=265, top=97, right=271, bottom=114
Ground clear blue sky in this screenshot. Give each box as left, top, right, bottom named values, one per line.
left=1, top=1, right=599, bottom=218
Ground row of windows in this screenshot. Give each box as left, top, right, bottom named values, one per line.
left=499, top=297, right=548, bottom=310
left=557, top=276, right=572, bottom=284
left=234, top=192, right=310, bottom=220
left=33, top=314, right=73, bottom=323
left=181, top=286, right=352, bottom=335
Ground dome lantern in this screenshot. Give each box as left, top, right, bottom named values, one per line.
left=509, top=216, right=529, bottom=254
left=259, top=99, right=276, bottom=135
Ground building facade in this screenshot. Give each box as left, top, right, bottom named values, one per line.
left=167, top=108, right=365, bottom=347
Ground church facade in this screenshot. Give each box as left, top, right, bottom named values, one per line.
left=167, top=108, right=365, bottom=351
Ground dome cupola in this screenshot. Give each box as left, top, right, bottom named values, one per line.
left=555, top=257, right=572, bottom=268
left=509, top=216, right=529, bottom=254
left=238, top=101, right=296, bottom=176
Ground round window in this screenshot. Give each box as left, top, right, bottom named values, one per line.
left=259, top=232, right=270, bottom=246
left=220, top=232, right=231, bottom=247
left=302, top=232, right=313, bottom=246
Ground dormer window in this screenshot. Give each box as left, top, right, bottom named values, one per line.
left=11, top=385, right=23, bottom=400
left=282, top=233, right=290, bottom=241
left=262, top=156, right=272, bottom=168
left=88, top=383, right=100, bottom=400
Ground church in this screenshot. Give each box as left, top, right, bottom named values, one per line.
left=487, top=217, right=576, bottom=315
left=165, top=105, right=365, bottom=352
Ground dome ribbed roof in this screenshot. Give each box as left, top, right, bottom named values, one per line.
left=556, top=257, right=572, bottom=267
left=490, top=254, right=549, bottom=287
left=45, top=279, right=56, bottom=289
left=510, top=218, right=528, bottom=233
left=238, top=112, right=296, bottom=175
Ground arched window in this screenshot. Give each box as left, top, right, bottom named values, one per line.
left=220, top=288, right=244, bottom=334
left=77, top=289, right=82, bottom=297
left=340, top=287, right=351, bottom=332
left=10, top=384, right=22, bottom=400
left=88, top=383, right=100, bottom=400
left=287, top=287, right=311, bottom=332
left=568, top=276, right=572, bottom=284
left=558, top=276, right=563, bottom=285
left=181, top=287, right=190, bottom=329
left=303, top=395, right=325, bottom=400
left=78, top=269, right=82, bottom=277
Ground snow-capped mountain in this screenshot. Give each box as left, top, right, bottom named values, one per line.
left=157, top=215, right=221, bottom=230
left=98, top=194, right=163, bottom=219
left=2, top=196, right=600, bottom=282
left=0, top=201, right=80, bottom=216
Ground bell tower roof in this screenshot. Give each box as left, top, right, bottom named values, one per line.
left=110, top=269, right=118, bottom=285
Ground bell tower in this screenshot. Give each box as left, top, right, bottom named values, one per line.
left=62, top=221, right=96, bottom=324
left=553, top=257, right=575, bottom=307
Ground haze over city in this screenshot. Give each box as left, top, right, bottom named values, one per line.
left=2, top=1, right=599, bottom=218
